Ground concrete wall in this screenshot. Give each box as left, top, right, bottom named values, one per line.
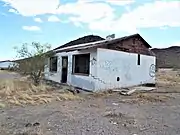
left=44, top=48, right=97, bottom=91
left=45, top=48, right=156, bottom=92
left=96, top=48, right=156, bottom=91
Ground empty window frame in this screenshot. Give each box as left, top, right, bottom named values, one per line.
left=49, top=56, right=58, bottom=72
left=137, top=54, right=140, bottom=65
left=72, top=53, right=90, bottom=75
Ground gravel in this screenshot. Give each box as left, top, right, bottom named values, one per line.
left=1, top=91, right=180, bottom=135
left=0, top=70, right=21, bottom=79
left=1, top=71, right=180, bottom=135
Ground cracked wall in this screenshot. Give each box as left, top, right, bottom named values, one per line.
left=44, top=47, right=156, bottom=91
left=44, top=48, right=98, bottom=91
left=95, top=48, right=156, bottom=91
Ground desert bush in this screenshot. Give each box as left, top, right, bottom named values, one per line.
left=14, top=42, right=54, bottom=85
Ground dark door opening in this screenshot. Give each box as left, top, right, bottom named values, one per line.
left=61, top=56, right=68, bottom=83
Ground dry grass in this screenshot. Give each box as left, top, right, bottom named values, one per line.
left=156, top=69, right=180, bottom=85
left=135, top=93, right=170, bottom=103
left=14, top=128, right=44, bottom=135
left=104, top=112, right=125, bottom=118
left=89, top=90, right=114, bottom=98
left=0, top=77, right=81, bottom=106
left=0, top=126, right=44, bottom=135
left=104, top=111, right=136, bottom=126
left=118, top=93, right=171, bottom=104
left=155, top=69, right=180, bottom=93
left=0, top=70, right=9, bottom=73
left=0, top=102, right=6, bottom=108
left=0, top=69, right=17, bottom=74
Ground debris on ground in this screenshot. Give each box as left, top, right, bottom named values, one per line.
left=119, top=88, right=137, bottom=96
left=112, top=103, right=118, bottom=106
left=119, top=86, right=156, bottom=96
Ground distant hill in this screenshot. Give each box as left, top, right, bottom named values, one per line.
left=152, top=46, right=180, bottom=68
left=54, top=35, right=105, bottom=50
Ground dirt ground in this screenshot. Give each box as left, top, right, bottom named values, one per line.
left=1, top=69, right=180, bottom=135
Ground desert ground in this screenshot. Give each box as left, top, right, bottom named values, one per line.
left=1, top=69, right=180, bottom=135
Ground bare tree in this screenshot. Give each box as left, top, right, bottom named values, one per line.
left=14, top=42, right=53, bottom=85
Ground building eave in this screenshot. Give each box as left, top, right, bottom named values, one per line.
left=54, top=33, right=152, bottom=53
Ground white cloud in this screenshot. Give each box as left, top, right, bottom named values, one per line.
left=120, top=1, right=180, bottom=28
left=1, top=0, right=60, bottom=16
left=48, top=15, right=60, bottom=22
left=106, top=0, right=135, bottom=5
left=172, top=42, right=180, bottom=46
left=8, top=8, right=18, bottom=14
left=160, top=26, right=168, bottom=30
left=77, top=0, right=135, bottom=5
left=22, top=26, right=41, bottom=31
left=57, top=2, right=115, bottom=24
left=1, top=0, right=114, bottom=23
left=125, top=6, right=131, bottom=12
left=34, top=18, right=43, bottom=23
left=1, top=0, right=180, bottom=34
left=88, top=1, right=180, bottom=33
left=0, top=12, right=7, bottom=16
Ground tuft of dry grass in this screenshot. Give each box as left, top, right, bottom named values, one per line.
left=0, top=78, right=81, bottom=106
left=157, top=69, right=180, bottom=85
left=14, top=127, right=44, bottom=135
left=118, top=93, right=171, bottom=104
left=104, top=112, right=125, bottom=118
left=134, top=93, right=171, bottom=103
left=90, top=90, right=114, bottom=98
left=0, top=102, right=6, bottom=108
left=104, top=111, right=136, bottom=126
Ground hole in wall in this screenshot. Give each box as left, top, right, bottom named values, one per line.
left=117, top=77, right=120, bottom=81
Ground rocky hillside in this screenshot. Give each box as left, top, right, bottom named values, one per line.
left=152, top=46, right=180, bottom=68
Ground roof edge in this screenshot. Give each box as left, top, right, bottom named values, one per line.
left=54, top=33, right=151, bottom=52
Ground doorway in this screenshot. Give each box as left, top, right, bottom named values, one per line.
left=61, top=56, right=68, bottom=83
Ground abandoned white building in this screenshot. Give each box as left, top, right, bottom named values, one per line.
left=44, top=33, right=156, bottom=91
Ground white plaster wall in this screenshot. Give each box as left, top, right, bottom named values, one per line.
left=96, top=48, right=156, bottom=91
left=44, top=48, right=97, bottom=91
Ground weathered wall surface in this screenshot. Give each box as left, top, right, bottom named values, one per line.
left=44, top=49, right=97, bottom=91
left=96, top=48, right=156, bottom=91
left=44, top=47, right=156, bottom=91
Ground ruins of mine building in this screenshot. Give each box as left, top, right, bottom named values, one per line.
left=44, top=33, right=156, bottom=91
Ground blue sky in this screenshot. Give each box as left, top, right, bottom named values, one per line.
left=0, top=0, right=180, bottom=61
